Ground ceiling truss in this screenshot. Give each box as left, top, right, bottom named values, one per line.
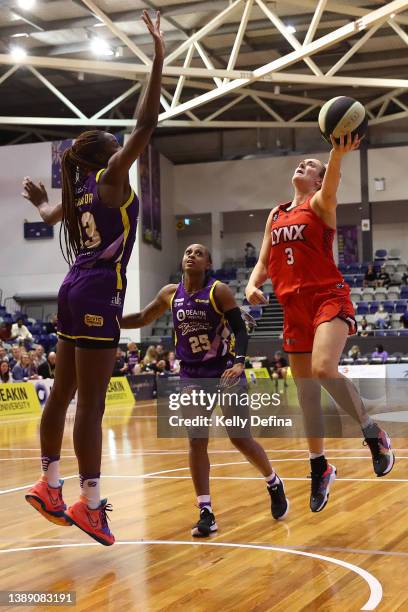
left=0, top=0, right=407, bottom=131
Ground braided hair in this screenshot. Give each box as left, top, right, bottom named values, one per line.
left=60, top=130, right=109, bottom=265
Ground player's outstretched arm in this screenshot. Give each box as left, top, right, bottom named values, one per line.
left=245, top=209, right=275, bottom=305
left=213, top=283, right=248, bottom=384
left=100, top=10, right=164, bottom=205
left=312, top=132, right=360, bottom=212
left=121, top=284, right=176, bottom=329
left=21, top=177, right=62, bottom=225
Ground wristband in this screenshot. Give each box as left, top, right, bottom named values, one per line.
left=234, top=356, right=245, bottom=365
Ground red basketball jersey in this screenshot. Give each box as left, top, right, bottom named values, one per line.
left=267, top=195, right=344, bottom=303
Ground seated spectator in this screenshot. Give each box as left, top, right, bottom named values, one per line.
left=45, top=314, right=58, bottom=334
left=142, top=345, right=158, bottom=373
left=401, top=272, right=408, bottom=285
left=270, top=351, right=288, bottom=391
left=156, top=344, right=165, bottom=361
left=400, top=307, right=408, bottom=329
left=364, top=263, right=378, bottom=288
left=11, top=318, right=33, bottom=344
left=0, top=360, right=13, bottom=383
left=371, top=344, right=388, bottom=363
left=127, top=342, right=140, bottom=374
left=34, top=344, right=47, bottom=366
left=112, top=347, right=128, bottom=376
left=245, top=242, right=257, bottom=268
left=0, top=347, right=8, bottom=363
left=12, top=352, right=37, bottom=381
left=0, top=322, right=11, bottom=342
left=156, top=359, right=170, bottom=376
left=167, top=350, right=180, bottom=374
left=377, top=265, right=391, bottom=288
left=373, top=304, right=390, bottom=329
left=38, top=352, right=56, bottom=379
left=348, top=345, right=361, bottom=361
left=8, top=345, right=21, bottom=370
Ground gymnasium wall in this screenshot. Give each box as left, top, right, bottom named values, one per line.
left=0, top=142, right=67, bottom=301
left=173, top=150, right=361, bottom=214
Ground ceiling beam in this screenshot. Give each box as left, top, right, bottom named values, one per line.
left=157, top=0, right=408, bottom=122
left=78, top=0, right=151, bottom=65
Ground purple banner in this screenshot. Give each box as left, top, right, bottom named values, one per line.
left=139, top=145, right=161, bottom=250
left=51, top=139, right=73, bottom=188
left=337, top=225, right=358, bottom=264
left=151, top=146, right=162, bottom=250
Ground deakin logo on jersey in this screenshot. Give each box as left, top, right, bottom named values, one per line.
left=271, top=224, right=307, bottom=246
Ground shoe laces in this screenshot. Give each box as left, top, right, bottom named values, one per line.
left=310, top=471, right=325, bottom=497
left=99, top=503, right=113, bottom=533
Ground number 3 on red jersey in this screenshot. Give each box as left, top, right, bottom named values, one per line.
left=285, top=247, right=295, bottom=265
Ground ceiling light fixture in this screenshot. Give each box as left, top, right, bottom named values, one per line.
left=90, top=37, right=114, bottom=56
left=10, top=45, right=27, bottom=60
left=17, top=0, right=36, bottom=10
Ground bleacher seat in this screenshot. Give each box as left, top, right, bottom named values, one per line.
left=387, top=248, right=401, bottom=260
left=357, top=302, right=369, bottom=315
left=350, top=288, right=362, bottom=302
left=387, top=287, right=400, bottom=300
left=374, top=288, right=387, bottom=302
left=396, top=300, right=407, bottom=313
left=383, top=263, right=396, bottom=275
left=369, top=301, right=379, bottom=314
left=399, top=329, right=408, bottom=337
left=362, top=288, right=375, bottom=301
left=391, top=272, right=404, bottom=285
left=375, top=249, right=387, bottom=260
left=348, top=263, right=361, bottom=274
left=400, top=287, right=408, bottom=299
left=396, top=263, right=407, bottom=273
left=382, top=301, right=395, bottom=313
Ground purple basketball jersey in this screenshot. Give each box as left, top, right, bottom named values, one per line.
left=172, top=278, right=235, bottom=372
left=73, top=169, right=138, bottom=279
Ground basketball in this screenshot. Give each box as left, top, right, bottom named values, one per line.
left=318, top=96, right=368, bottom=144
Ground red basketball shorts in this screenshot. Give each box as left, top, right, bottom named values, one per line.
left=282, top=284, right=356, bottom=353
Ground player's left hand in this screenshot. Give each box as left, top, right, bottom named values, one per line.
left=330, top=132, right=361, bottom=157
left=142, top=10, right=165, bottom=58
left=220, top=363, right=245, bottom=387
left=22, top=177, right=49, bottom=207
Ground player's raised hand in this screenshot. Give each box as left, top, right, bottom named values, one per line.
left=142, top=10, right=165, bottom=58
left=21, top=177, right=49, bottom=207
left=245, top=284, right=269, bottom=306
left=330, top=132, right=361, bottom=157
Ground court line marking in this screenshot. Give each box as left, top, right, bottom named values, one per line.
left=2, top=448, right=408, bottom=453
left=1, top=455, right=407, bottom=462
left=141, top=464, right=408, bottom=482
left=0, top=540, right=382, bottom=610
left=0, top=476, right=77, bottom=495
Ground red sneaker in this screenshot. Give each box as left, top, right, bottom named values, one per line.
left=25, top=478, right=71, bottom=527
left=64, top=496, right=115, bottom=546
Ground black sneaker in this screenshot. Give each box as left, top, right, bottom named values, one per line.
left=363, top=423, right=395, bottom=477
left=268, top=480, right=289, bottom=520
left=191, top=507, right=218, bottom=537
left=310, top=464, right=336, bottom=513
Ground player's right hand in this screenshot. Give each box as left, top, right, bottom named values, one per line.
left=245, top=285, right=268, bottom=305
left=142, top=10, right=165, bottom=58
left=21, top=177, right=48, bottom=207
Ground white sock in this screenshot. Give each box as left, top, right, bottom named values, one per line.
left=80, top=476, right=101, bottom=510
left=309, top=452, right=325, bottom=459
left=41, top=456, right=60, bottom=488
left=197, top=495, right=212, bottom=512
left=265, top=472, right=281, bottom=487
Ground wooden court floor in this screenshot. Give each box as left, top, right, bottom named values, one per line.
left=0, top=402, right=407, bottom=612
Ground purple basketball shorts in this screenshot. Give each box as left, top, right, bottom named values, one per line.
left=57, top=265, right=125, bottom=348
